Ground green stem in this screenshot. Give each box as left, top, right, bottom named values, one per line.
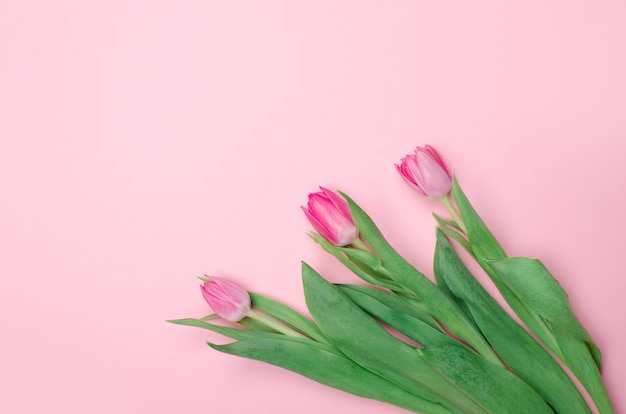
left=440, top=196, right=467, bottom=234
left=247, top=310, right=308, bottom=339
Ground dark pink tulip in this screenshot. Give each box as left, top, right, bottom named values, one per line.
left=396, top=145, right=452, bottom=198
left=200, top=277, right=251, bottom=322
left=302, top=187, right=358, bottom=246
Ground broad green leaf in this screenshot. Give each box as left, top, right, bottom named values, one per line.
left=339, top=192, right=501, bottom=366
left=418, top=344, right=553, bottom=414
left=302, top=262, right=489, bottom=414
left=448, top=180, right=612, bottom=412
left=211, top=336, right=452, bottom=414
left=249, top=292, right=328, bottom=344
left=471, top=307, right=592, bottom=414
left=430, top=228, right=478, bottom=323
left=448, top=179, right=561, bottom=353
left=338, top=284, right=455, bottom=347
left=553, top=324, right=614, bottom=414
left=489, top=257, right=613, bottom=413
left=478, top=257, right=562, bottom=355
left=339, top=284, right=440, bottom=330
left=488, top=257, right=594, bottom=346
left=434, top=230, right=591, bottom=414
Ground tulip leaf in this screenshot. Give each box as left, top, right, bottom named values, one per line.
left=433, top=213, right=471, bottom=252
left=337, top=246, right=393, bottom=279
left=238, top=316, right=277, bottom=333
left=448, top=180, right=613, bottom=412
left=450, top=176, right=506, bottom=260
left=339, top=284, right=441, bottom=330
left=302, top=261, right=494, bottom=414
left=337, top=284, right=454, bottom=347
left=488, top=257, right=614, bottom=413
left=418, top=344, right=553, bottom=414
left=166, top=318, right=283, bottom=341
left=487, top=257, right=593, bottom=347
left=210, top=336, right=453, bottom=414
left=429, top=228, right=476, bottom=322
left=434, top=229, right=591, bottom=414
left=309, top=232, right=401, bottom=291
left=552, top=324, right=614, bottom=414
left=449, top=179, right=562, bottom=353
left=303, top=261, right=559, bottom=414
left=339, top=192, right=501, bottom=366
left=249, top=292, right=329, bottom=344
left=432, top=213, right=462, bottom=232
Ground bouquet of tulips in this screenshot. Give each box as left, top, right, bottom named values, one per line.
left=169, top=145, right=614, bottom=414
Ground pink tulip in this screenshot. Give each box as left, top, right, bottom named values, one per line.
left=302, top=187, right=358, bottom=246
left=395, top=145, right=452, bottom=198
left=200, top=277, right=251, bottom=322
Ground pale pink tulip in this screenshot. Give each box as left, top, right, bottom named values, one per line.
left=200, top=277, right=251, bottom=322
left=396, top=145, right=452, bottom=198
left=302, top=187, right=357, bottom=246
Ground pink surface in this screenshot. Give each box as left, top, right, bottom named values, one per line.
left=1, top=2, right=625, bottom=413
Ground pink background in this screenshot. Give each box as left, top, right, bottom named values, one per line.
left=2, top=1, right=625, bottom=413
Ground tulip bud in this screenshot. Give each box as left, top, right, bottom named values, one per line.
left=395, top=145, right=452, bottom=198
left=200, top=277, right=251, bottom=322
left=302, top=187, right=358, bottom=246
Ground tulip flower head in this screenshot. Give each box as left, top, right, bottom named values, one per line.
left=302, top=187, right=358, bottom=246
left=396, top=145, right=452, bottom=198
left=200, top=276, right=251, bottom=322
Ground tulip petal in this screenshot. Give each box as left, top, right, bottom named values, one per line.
left=396, top=145, right=452, bottom=198
left=302, top=188, right=357, bottom=246
left=200, top=277, right=251, bottom=322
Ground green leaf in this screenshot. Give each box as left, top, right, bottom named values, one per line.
left=489, top=257, right=613, bottom=413
left=337, top=246, right=393, bottom=279
left=450, top=176, right=506, bottom=260
left=338, top=284, right=455, bottom=347
left=302, top=262, right=490, bottom=414
left=434, top=230, right=591, bottom=414
left=432, top=213, right=462, bottom=232
left=449, top=178, right=562, bottom=354
left=339, top=192, right=501, bottom=366
left=553, top=324, right=614, bottom=414
left=433, top=213, right=471, bottom=252
left=238, top=316, right=277, bottom=332
left=339, top=284, right=440, bottom=329
left=430, top=228, right=478, bottom=324
left=211, top=336, right=452, bottom=414
left=418, top=344, right=554, bottom=414
left=448, top=179, right=613, bottom=412
left=166, top=318, right=282, bottom=341
left=309, top=232, right=401, bottom=291
left=249, top=292, right=329, bottom=344
left=488, top=257, right=593, bottom=346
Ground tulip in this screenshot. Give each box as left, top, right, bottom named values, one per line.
left=396, top=145, right=452, bottom=198
left=200, top=276, right=251, bottom=322
left=302, top=187, right=358, bottom=246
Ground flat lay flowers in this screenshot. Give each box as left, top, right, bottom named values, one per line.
left=169, top=145, right=615, bottom=414
left=4, top=2, right=626, bottom=414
